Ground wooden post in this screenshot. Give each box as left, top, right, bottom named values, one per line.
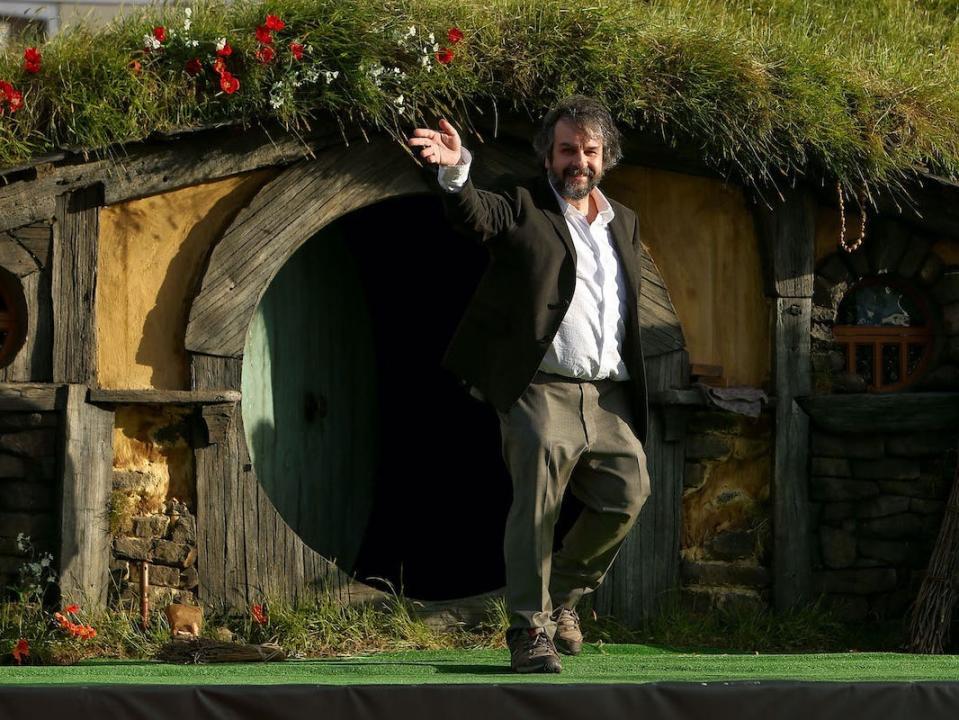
left=754, top=186, right=816, bottom=611
left=57, top=384, right=114, bottom=607
left=52, top=185, right=102, bottom=384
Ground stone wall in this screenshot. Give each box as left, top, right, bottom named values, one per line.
left=680, top=408, right=773, bottom=611
left=0, top=411, right=60, bottom=594
left=810, top=429, right=957, bottom=620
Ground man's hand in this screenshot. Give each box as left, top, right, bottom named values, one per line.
left=408, top=118, right=462, bottom=166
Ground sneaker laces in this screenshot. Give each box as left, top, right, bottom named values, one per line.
left=555, top=607, right=580, bottom=628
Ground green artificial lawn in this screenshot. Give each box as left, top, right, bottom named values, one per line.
left=2, top=644, right=959, bottom=685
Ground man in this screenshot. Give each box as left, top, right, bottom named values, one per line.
left=408, top=96, right=650, bottom=674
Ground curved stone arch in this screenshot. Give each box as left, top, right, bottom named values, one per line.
left=811, top=218, right=958, bottom=392
left=187, top=134, right=688, bottom=617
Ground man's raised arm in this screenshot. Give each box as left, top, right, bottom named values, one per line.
left=407, top=119, right=519, bottom=244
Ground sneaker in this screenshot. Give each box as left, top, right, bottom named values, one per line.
left=551, top=607, right=583, bottom=656
left=507, top=628, right=563, bottom=673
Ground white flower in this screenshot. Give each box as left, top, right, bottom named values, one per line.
left=407, top=25, right=416, bottom=37
left=39, top=556, right=50, bottom=568
left=428, top=32, right=435, bottom=44
left=394, top=94, right=405, bottom=106
left=188, top=39, right=199, bottom=47
left=183, top=19, right=192, bottom=31
left=143, top=34, right=162, bottom=50
left=184, top=7, right=192, bottom=17
left=216, top=37, right=227, bottom=51
left=306, top=45, right=314, bottom=53
left=270, top=95, right=285, bottom=109
left=432, top=42, right=439, bottom=52
left=16, top=533, right=28, bottom=552
left=324, top=70, right=339, bottom=84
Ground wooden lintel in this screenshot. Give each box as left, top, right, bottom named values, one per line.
left=0, top=383, right=60, bottom=411
left=88, top=388, right=241, bottom=405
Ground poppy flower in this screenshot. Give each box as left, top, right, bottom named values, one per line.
left=219, top=71, right=240, bottom=94
left=11, top=639, right=29, bottom=664
left=435, top=48, right=454, bottom=65
left=6, top=88, right=23, bottom=113
left=251, top=603, right=268, bottom=625
left=290, top=42, right=304, bottom=60
left=255, top=25, right=273, bottom=44
left=153, top=26, right=166, bottom=43
left=212, top=57, right=227, bottom=75
left=64, top=604, right=80, bottom=614
left=185, top=58, right=202, bottom=76
left=23, top=47, right=41, bottom=74
left=447, top=27, right=464, bottom=44
left=256, top=46, right=276, bottom=64
left=264, top=14, right=286, bottom=31
left=216, top=40, right=233, bottom=57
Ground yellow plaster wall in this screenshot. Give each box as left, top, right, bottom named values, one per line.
left=97, top=171, right=274, bottom=389
left=605, top=166, right=770, bottom=388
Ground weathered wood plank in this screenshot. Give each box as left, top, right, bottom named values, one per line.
left=88, top=389, right=241, bottom=405
left=798, top=392, right=959, bottom=433
left=0, top=383, right=59, bottom=410
left=754, top=187, right=816, bottom=298
left=52, top=187, right=101, bottom=384
left=0, top=122, right=350, bottom=233
left=0, top=266, right=53, bottom=383
left=0, top=232, right=43, bottom=277
left=57, top=384, right=113, bottom=607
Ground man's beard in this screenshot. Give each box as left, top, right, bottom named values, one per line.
left=548, top=165, right=601, bottom=201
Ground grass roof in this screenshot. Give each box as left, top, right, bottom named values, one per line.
left=1, top=0, right=959, bottom=202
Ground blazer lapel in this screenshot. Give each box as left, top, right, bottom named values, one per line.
left=533, top=175, right=577, bottom=266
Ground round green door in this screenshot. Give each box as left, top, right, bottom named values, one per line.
left=241, top=224, right=377, bottom=573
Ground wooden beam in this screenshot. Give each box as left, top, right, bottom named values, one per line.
left=52, top=186, right=101, bottom=384
left=87, top=389, right=241, bottom=405
left=57, top=384, right=113, bottom=607
left=0, top=121, right=348, bottom=233
left=754, top=185, right=815, bottom=612
left=798, top=393, right=959, bottom=433
left=0, top=383, right=59, bottom=410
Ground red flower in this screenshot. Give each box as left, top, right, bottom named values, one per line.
left=256, top=46, right=276, bottom=64
left=255, top=25, right=273, bottom=44
left=23, top=47, right=41, bottom=74
left=219, top=71, right=240, bottom=94
left=264, top=14, right=286, bottom=31
left=289, top=42, right=304, bottom=60
left=447, top=27, right=464, bottom=44
left=435, top=48, right=454, bottom=65
left=216, top=42, right=233, bottom=57
left=212, top=57, right=227, bottom=75
left=64, top=604, right=80, bottom=614
left=6, top=88, right=23, bottom=113
left=251, top=603, right=268, bottom=625
left=185, top=58, right=202, bottom=76
left=129, top=59, right=142, bottom=74
left=12, top=639, right=29, bottom=665
left=153, top=26, right=166, bottom=43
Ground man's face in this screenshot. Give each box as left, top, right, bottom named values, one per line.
left=545, top=118, right=605, bottom=201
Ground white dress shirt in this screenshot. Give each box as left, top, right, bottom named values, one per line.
left=438, top=148, right=631, bottom=382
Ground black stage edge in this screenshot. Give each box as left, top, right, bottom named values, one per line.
left=3, top=682, right=959, bottom=719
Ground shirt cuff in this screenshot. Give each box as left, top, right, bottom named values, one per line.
left=436, top=147, right=472, bottom=193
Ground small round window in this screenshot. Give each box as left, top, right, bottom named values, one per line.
left=0, top=267, right=27, bottom=368
left=832, top=277, right=934, bottom=392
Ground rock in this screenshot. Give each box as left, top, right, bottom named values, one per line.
left=0, top=430, right=55, bottom=458
left=681, top=585, right=768, bottom=614
left=860, top=513, right=925, bottom=540
left=822, top=594, right=870, bottom=621
left=858, top=538, right=911, bottom=565
left=132, top=515, right=171, bottom=539
left=813, top=276, right=848, bottom=311
left=886, top=432, right=956, bottom=458
left=129, top=562, right=181, bottom=588
left=814, top=568, right=897, bottom=595
left=812, top=432, right=883, bottom=459
left=820, top=526, right=857, bottom=569
left=942, top=302, right=959, bottom=334
left=868, top=220, right=909, bottom=275
left=909, top=498, right=946, bottom=515
left=832, top=372, right=867, bottom=393
left=214, top=627, right=234, bottom=642
left=706, top=530, right=755, bottom=561
left=820, top=502, right=857, bottom=522
left=810, top=477, right=879, bottom=501
left=870, top=589, right=916, bottom=619
left=681, top=560, right=770, bottom=588
left=152, top=540, right=196, bottom=567
left=879, top=476, right=950, bottom=499
left=917, top=252, right=944, bottom=286
left=685, top=434, right=731, bottom=461
left=855, top=496, right=911, bottom=519
left=113, top=537, right=152, bottom=562
left=180, top=566, right=199, bottom=590
left=895, top=235, right=930, bottom=279
left=931, top=269, right=959, bottom=305
left=818, top=255, right=852, bottom=284
left=170, top=515, right=197, bottom=544
left=812, top=457, right=852, bottom=477
left=164, top=499, right=191, bottom=516
left=915, top=365, right=959, bottom=391
left=852, top=459, right=920, bottom=481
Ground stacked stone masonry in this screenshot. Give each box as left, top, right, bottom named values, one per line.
left=681, top=408, right=773, bottom=612
left=110, top=498, right=199, bottom=608
left=0, top=411, right=60, bottom=595
left=810, top=429, right=957, bottom=621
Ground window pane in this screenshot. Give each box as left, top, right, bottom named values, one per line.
left=855, top=344, right=874, bottom=386
left=881, top=343, right=901, bottom=386
left=907, top=343, right=925, bottom=375
left=836, top=283, right=926, bottom=327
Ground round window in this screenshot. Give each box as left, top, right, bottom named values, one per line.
left=832, top=277, right=934, bottom=391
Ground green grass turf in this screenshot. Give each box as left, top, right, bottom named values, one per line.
left=2, top=644, right=959, bottom=685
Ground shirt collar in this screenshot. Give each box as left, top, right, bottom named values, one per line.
left=547, top=177, right=615, bottom=226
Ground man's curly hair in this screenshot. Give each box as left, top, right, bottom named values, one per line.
left=533, top=95, right=623, bottom=171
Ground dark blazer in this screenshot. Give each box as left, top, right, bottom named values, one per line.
left=439, top=172, right=650, bottom=445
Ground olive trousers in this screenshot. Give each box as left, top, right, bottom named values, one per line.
left=496, top=371, right=651, bottom=637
